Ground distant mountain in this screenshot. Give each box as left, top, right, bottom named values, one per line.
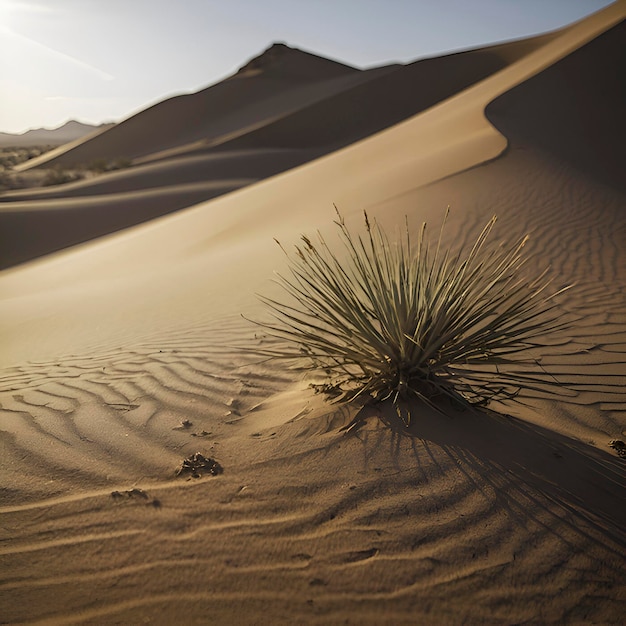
left=15, top=42, right=364, bottom=170
left=0, top=120, right=114, bottom=148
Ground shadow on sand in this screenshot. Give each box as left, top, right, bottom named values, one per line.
left=349, top=397, right=625, bottom=556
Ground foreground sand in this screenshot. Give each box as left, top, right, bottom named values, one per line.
left=1, top=4, right=625, bottom=624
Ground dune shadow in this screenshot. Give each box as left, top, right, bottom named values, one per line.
left=486, top=20, right=626, bottom=195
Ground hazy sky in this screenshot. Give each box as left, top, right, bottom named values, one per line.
left=0, top=0, right=615, bottom=134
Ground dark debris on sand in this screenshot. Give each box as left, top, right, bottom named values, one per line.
left=609, top=439, right=626, bottom=458
left=110, top=488, right=160, bottom=507
left=176, top=453, right=224, bottom=478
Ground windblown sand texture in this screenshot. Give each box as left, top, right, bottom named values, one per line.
left=1, top=4, right=625, bottom=624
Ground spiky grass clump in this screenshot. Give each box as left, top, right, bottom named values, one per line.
left=252, top=209, right=571, bottom=425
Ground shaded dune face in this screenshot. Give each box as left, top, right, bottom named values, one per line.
left=0, top=149, right=318, bottom=269
left=14, top=41, right=509, bottom=171
left=486, top=20, right=626, bottom=194
left=14, top=43, right=362, bottom=170
left=1, top=6, right=626, bottom=624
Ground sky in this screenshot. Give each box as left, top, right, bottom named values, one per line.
left=0, top=0, right=616, bottom=134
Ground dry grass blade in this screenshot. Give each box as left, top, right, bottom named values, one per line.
left=248, top=208, right=573, bottom=426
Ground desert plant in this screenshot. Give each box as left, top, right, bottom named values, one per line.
left=87, top=158, right=109, bottom=173
left=86, top=157, right=132, bottom=174
left=42, top=166, right=84, bottom=186
left=251, top=208, right=572, bottom=425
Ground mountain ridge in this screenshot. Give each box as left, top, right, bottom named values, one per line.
left=0, top=120, right=113, bottom=148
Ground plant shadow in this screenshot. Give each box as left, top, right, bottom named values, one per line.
left=351, top=398, right=626, bottom=554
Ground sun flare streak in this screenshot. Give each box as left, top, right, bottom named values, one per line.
left=0, top=23, right=115, bottom=82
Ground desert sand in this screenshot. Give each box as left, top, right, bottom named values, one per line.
left=0, top=3, right=625, bottom=624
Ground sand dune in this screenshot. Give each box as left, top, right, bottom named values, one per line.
left=0, top=32, right=558, bottom=269
left=1, top=3, right=625, bottom=624
left=14, top=44, right=368, bottom=170
left=487, top=17, right=626, bottom=194
left=0, top=148, right=322, bottom=267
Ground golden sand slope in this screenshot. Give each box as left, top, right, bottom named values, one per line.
left=1, top=4, right=625, bottom=624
